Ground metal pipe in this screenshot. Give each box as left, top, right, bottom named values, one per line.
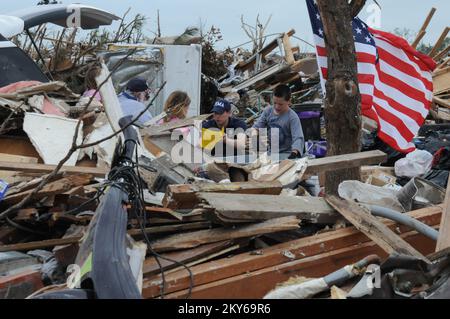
left=364, top=204, right=439, bottom=241
left=324, top=255, right=381, bottom=287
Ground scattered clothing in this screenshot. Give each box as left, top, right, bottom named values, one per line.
left=82, top=89, right=102, bottom=103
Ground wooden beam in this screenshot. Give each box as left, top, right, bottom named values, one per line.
left=164, top=230, right=436, bottom=299
left=197, top=193, right=338, bottom=224
left=282, top=33, right=295, bottom=65
left=434, top=45, right=450, bottom=62
left=434, top=96, right=450, bottom=109
left=0, top=153, right=38, bottom=182
left=0, top=161, right=107, bottom=178
left=0, top=223, right=210, bottom=252
left=127, top=222, right=212, bottom=237
left=163, top=181, right=283, bottom=209
left=142, top=205, right=441, bottom=298
left=143, top=241, right=235, bottom=277
left=412, top=31, right=427, bottom=49
left=148, top=216, right=300, bottom=252
left=3, top=174, right=93, bottom=205
left=411, top=7, right=436, bottom=48
left=436, top=175, right=450, bottom=251
left=326, top=196, right=428, bottom=261
left=0, top=269, right=44, bottom=299
left=303, top=150, right=387, bottom=176
left=0, top=237, right=82, bottom=252
left=430, top=27, right=450, bottom=58
left=236, top=29, right=296, bottom=73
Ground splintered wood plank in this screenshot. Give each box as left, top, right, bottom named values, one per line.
left=164, top=230, right=436, bottom=299
left=303, top=150, right=387, bottom=176
left=128, top=222, right=212, bottom=237
left=148, top=216, right=300, bottom=252
left=3, top=174, right=93, bottom=205
left=326, top=196, right=428, bottom=261
left=0, top=161, right=107, bottom=177
left=143, top=241, right=235, bottom=277
left=141, top=205, right=441, bottom=298
left=282, top=32, right=295, bottom=65
left=0, top=153, right=38, bottom=181
left=163, top=181, right=282, bottom=209
left=430, top=27, right=450, bottom=57
left=411, top=7, right=436, bottom=48
left=0, top=237, right=83, bottom=252
left=197, top=193, right=338, bottom=224
left=436, top=174, right=450, bottom=252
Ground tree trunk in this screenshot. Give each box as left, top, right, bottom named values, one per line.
left=316, top=0, right=363, bottom=195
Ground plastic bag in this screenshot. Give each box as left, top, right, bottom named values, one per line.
left=395, top=150, right=433, bottom=178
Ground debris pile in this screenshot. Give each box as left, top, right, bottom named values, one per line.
left=1, top=3, right=450, bottom=301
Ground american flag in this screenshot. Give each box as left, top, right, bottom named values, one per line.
left=306, top=0, right=436, bottom=153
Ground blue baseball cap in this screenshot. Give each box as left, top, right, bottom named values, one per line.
left=211, top=99, right=232, bottom=114
left=126, top=77, right=149, bottom=92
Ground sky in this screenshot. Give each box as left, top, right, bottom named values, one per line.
left=2, top=0, right=449, bottom=52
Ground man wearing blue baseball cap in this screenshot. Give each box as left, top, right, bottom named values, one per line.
left=118, top=77, right=153, bottom=125
left=202, top=99, right=248, bottom=157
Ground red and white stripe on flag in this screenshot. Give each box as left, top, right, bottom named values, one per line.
left=314, top=27, right=436, bottom=153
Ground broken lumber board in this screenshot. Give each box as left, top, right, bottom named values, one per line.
left=282, top=31, right=295, bottom=65
left=3, top=174, right=93, bottom=205
left=163, top=181, right=283, bottom=209
left=236, top=29, right=296, bottom=72
left=0, top=269, right=44, bottom=299
left=196, top=193, right=338, bottom=224
left=0, top=223, right=211, bottom=253
left=148, top=216, right=300, bottom=253
left=164, top=229, right=436, bottom=299
left=0, top=161, right=107, bottom=178
left=163, top=243, right=244, bottom=276
left=436, top=174, right=450, bottom=252
left=0, top=153, right=38, bottom=181
left=143, top=241, right=236, bottom=277
left=128, top=222, right=212, bottom=237
left=411, top=7, right=436, bottom=48
left=0, top=237, right=83, bottom=253
left=430, top=27, right=450, bottom=58
left=303, top=150, right=387, bottom=176
left=435, top=44, right=450, bottom=62
left=125, top=206, right=183, bottom=221
left=326, top=196, right=428, bottom=261
left=142, top=205, right=441, bottom=298
left=434, top=96, right=450, bottom=108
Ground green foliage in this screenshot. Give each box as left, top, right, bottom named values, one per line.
left=201, top=26, right=227, bottom=78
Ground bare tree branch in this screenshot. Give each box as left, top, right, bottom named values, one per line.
left=0, top=110, right=15, bottom=136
